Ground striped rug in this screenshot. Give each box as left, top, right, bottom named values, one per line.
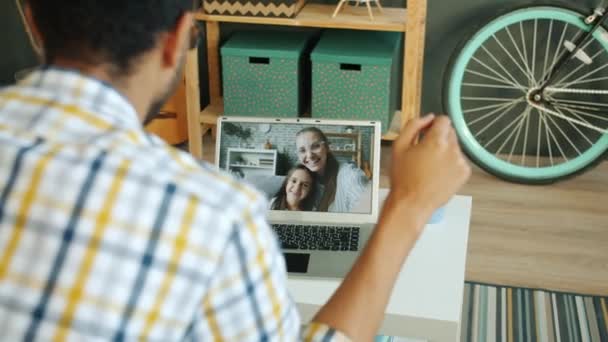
left=460, top=282, right=608, bottom=342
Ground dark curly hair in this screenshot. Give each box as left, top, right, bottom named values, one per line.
left=26, top=0, right=198, bottom=75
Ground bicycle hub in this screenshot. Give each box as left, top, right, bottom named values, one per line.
left=527, top=88, right=544, bottom=104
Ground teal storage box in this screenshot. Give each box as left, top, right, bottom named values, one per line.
left=311, top=30, right=403, bottom=133
left=221, top=31, right=312, bottom=117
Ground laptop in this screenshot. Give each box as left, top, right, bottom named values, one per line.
left=215, top=116, right=381, bottom=279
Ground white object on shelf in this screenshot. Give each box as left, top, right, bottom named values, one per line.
left=226, top=148, right=277, bottom=178
left=332, top=0, right=384, bottom=21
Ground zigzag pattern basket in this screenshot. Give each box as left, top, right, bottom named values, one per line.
left=203, top=0, right=306, bottom=18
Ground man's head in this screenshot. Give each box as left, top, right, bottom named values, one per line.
left=24, top=0, right=199, bottom=123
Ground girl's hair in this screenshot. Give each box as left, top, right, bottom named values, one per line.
left=271, top=164, right=317, bottom=211
left=296, top=127, right=339, bottom=212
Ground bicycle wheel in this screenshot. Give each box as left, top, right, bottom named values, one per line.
left=445, top=6, right=608, bottom=184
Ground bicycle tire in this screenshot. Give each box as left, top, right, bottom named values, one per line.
left=444, top=4, right=608, bottom=184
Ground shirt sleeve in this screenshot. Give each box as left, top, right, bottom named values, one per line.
left=301, top=322, right=353, bottom=341
left=197, top=195, right=352, bottom=341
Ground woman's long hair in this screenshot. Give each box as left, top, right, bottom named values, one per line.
left=271, top=164, right=317, bottom=211
left=296, top=127, right=339, bottom=212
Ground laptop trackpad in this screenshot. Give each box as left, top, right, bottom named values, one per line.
left=284, top=253, right=310, bottom=273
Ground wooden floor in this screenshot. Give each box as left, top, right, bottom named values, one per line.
left=458, top=159, right=607, bottom=296
left=201, top=136, right=608, bottom=296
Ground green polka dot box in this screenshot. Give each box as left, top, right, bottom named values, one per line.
left=311, top=30, right=403, bottom=134
left=221, top=31, right=313, bottom=118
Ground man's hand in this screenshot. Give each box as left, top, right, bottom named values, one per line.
left=389, top=114, right=472, bottom=222
left=311, top=114, right=471, bottom=341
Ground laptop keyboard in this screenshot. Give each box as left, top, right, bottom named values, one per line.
left=271, top=224, right=360, bottom=251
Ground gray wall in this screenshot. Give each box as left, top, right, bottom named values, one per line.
left=1, top=0, right=600, bottom=112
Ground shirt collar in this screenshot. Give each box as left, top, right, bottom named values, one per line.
left=20, top=66, right=142, bottom=130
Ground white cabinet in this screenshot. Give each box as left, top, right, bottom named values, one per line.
left=226, top=148, right=277, bottom=179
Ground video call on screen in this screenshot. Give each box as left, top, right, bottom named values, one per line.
left=219, top=122, right=375, bottom=214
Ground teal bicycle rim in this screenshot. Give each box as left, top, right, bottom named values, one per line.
left=448, top=7, right=608, bottom=181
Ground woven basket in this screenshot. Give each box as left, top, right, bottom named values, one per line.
left=203, top=0, right=306, bottom=18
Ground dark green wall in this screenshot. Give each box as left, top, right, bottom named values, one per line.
left=0, top=0, right=38, bottom=84
left=420, top=0, right=597, bottom=113
left=0, top=0, right=600, bottom=112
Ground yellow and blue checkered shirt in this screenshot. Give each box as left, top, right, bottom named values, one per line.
left=0, top=67, right=349, bottom=341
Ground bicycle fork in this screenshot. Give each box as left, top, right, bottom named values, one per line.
left=524, top=4, right=608, bottom=135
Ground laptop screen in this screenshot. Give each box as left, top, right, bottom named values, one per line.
left=217, top=119, right=378, bottom=214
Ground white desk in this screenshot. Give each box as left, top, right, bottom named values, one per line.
left=288, top=190, right=472, bottom=341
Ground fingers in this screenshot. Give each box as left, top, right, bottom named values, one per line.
left=425, top=115, right=453, bottom=142
left=395, top=114, right=435, bottom=150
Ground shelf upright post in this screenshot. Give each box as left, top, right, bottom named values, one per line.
left=207, top=21, right=222, bottom=106
left=185, top=45, right=203, bottom=159
left=401, top=0, right=427, bottom=128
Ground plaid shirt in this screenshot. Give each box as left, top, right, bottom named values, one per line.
left=0, top=67, right=350, bottom=341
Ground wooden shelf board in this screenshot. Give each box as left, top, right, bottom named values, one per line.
left=229, top=164, right=273, bottom=169
left=201, top=104, right=402, bottom=140
left=201, top=103, right=223, bottom=125
left=195, top=4, right=407, bottom=32
left=382, top=110, right=402, bottom=141
left=326, top=133, right=359, bottom=138
left=382, top=132, right=398, bottom=141
left=333, top=150, right=358, bottom=154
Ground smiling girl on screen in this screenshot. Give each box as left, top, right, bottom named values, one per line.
left=296, top=127, right=369, bottom=213
left=270, top=165, right=318, bottom=211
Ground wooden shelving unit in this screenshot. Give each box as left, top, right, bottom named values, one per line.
left=185, top=1, right=427, bottom=159
left=325, top=131, right=362, bottom=167
left=195, top=4, right=408, bottom=31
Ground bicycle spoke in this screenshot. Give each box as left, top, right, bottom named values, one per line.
left=560, top=62, right=608, bottom=89
left=483, top=106, right=529, bottom=148
left=465, top=68, right=525, bottom=88
left=541, top=22, right=569, bottom=81
left=463, top=83, right=524, bottom=90
left=462, top=96, right=522, bottom=102
left=541, top=111, right=555, bottom=166
left=552, top=49, right=604, bottom=88
left=553, top=106, right=595, bottom=146
left=542, top=112, right=569, bottom=162
left=478, top=41, right=525, bottom=88
left=471, top=55, right=527, bottom=91
left=501, top=107, right=530, bottom=162
left=519, top=21, right=533, bottom=85
left=558, top=106, right=594, bottom=126
left=536, top=109, right=542, bottom=167
left=552, top=101, right=602, bottom=113
left=551, top=98, right=608, bottom=110
left=473, top=101, right=519, bottom=137
left=552, top=35, right=599, bottom=85
left=463, top=101, right=518, bottom=115
left=493, top=34, right=535, bottom=86
left=501, top=114, right=526, bottom=161
left=542, top=19, right=554, bottom=82
left=468, top=101, right=520, bottom=126
left=532, top=19, right=538, bottom=83
left=552, top=103, right=608, bottom=122
left=532, top=101, right=606, bottom=133
left=504, top=26, right=532, bottom=86
left=505, top=26, right=530, bottom=77
left=559, top=75, right=608, bottom=86
left=545, top=111, right=582, bottom=155
left=521, top=106, right=532, bottom=165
